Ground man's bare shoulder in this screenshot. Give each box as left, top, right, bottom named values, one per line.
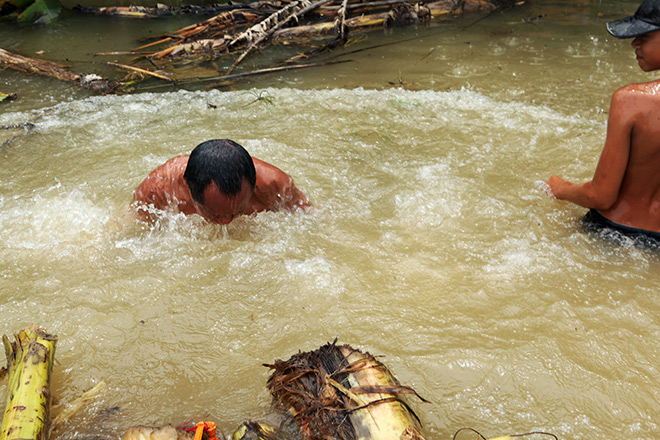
left=152, top=154, right=190, bottom=174
left=608, top=80, right=660, bottom=124
left=250, top=157, right=308, bottom=213
left=252, top=157, right=292, bottom=192
left=614, top=79, right=660, bottom=101
left=133, top=154, right=192, bottom=212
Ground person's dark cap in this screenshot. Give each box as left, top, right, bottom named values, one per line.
left=607, top=0, right=660, bottom=38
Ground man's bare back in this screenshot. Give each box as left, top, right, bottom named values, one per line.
left=546, top=16, right=660, bottom=235
left=599, top=80, right=660, bottom=230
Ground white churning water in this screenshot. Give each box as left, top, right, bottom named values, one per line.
left=2, top=1, right=660, bottom=439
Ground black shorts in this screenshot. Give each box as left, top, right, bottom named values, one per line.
left=582, top=209, right=660, bottom=247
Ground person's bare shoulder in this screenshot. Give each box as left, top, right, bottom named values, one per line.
left=133, top=155, right=191, bottom=209
left=606, top=81, right=660, bottom=129
left=251, top=157, right=309, bottom=213
left=614, top=79, right=660, bottom=104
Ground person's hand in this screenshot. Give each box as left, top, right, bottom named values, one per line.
left=545, top=175, right=567, bottom=198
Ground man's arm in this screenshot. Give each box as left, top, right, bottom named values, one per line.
left=546, top=87, right=634, bottom=210
left=247, top=157, right=309, bottom=214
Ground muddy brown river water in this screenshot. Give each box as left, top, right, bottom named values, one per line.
left=2, top=1, right=660, bottom=439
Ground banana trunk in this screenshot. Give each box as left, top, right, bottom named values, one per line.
left=0, top=325, right=57, bottom=440
left=265, top=341, right=428, bottom=440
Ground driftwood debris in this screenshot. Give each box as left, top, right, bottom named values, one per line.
left=146, top=0, right=500, bottom=60
left=1, top=0, right=515, bottom=93
left=124, top=0, right=505, bottom=79
left=0, top=48, right=117, bottom=93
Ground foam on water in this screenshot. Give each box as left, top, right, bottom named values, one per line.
left=1, top=186, right=109, bottom=255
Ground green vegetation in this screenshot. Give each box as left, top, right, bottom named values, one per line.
left=0, top=0, right=61, bottom=23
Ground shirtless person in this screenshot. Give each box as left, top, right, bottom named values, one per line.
left=133, top=139, right=309, bottom=224
left=546, top=0, right=660, bottom=243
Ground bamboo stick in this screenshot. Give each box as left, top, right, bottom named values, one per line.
left=0, top=325, right=57, bottom=440
left=228, top=0, right=313, bottom=49
left=334, top=0, right=350, bottom=41
left=106, top=62, right=174, bottom=81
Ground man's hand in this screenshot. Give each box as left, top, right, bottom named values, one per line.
left=545, top=175, right=569, bottom=198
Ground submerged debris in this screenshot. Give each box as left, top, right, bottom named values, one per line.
left=0, top=122, right=36, bottom=148
left=73, top=2, right=268, bottom=18
left=452, top=427, right=560, bottom=440
left=0, top=91, right=17, bottom=101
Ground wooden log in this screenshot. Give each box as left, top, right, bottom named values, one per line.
left=0, top=48, right=117, bottom=93
left=0, top=325, right=57, bottom=440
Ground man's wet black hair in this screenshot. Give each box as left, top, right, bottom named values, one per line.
left=184, top=139, right=257, bottom=204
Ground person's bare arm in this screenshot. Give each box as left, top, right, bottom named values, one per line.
left=547, top=87, right=634, bottom=210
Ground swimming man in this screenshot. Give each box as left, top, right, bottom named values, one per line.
left=546, top=0, right=660, bottom=243
left=133, top=139, right=309, bottom=224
